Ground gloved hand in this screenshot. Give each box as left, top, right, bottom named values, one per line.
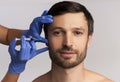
left=8, top=36, right=48, bottom=74
left=22, top=10, right=53, bottom=43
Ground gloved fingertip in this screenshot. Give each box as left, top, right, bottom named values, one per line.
left=21, top=35, right=26, bottom=38
left=29, top=36, right=33, bottom=39
left=10, top=38, right=17, bottom=46
left=49, top=19, right=53, bottom=23
left=35, top=38, right=48, bottom=43
left=42, top=10, right=48, bottom=16
left=30, top=40, right=36, bottom=50
left=21, top=36, right=25, bottom=42
left=44, top=39, right=48, bottom=43
left=44, top=10, right=48, bottom=13
left=47, top=15, right=53, bottom=18
left=36, top=47, right=48, bottom=54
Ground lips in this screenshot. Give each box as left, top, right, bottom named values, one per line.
left=60, top=51, right=75, bottom=58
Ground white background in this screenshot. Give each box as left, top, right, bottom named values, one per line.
left=0, top=0, right=120, bottom=82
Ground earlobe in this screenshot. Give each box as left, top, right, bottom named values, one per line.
left=87, top=33, right=93, bottom=48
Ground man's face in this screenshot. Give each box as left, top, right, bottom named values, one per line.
left=47, top=12, right=92, bottom=69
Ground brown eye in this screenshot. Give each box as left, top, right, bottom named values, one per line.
left=53, top=31, right=62, bottom=36
left=74, top=31, right=83, bottom=36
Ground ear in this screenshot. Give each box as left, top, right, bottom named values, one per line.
left=87, top=33, right=93, bottom=48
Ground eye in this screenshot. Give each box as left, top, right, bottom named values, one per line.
left=74, top=31, right=83, bottom=36
left=53, top=31, right=63, bottom=36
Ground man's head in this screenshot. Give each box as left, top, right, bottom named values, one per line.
left=44, top=1, right=94, bottom=69
left=44, top=1, right=94, bottom=36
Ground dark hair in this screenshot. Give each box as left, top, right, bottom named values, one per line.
left=44, top=1, right=94, bottom=36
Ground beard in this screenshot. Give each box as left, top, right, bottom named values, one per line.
left=49, top=44, right=87, bottom=69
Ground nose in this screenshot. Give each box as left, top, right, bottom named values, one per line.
left=63, top=32, right=73, bottom=47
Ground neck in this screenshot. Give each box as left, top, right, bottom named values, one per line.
left=48, top=62, right=85, bottom=82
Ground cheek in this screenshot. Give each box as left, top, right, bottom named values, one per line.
left=48, top=37, right=63, bottom=49
left=74, top=37, right=88, bottom=50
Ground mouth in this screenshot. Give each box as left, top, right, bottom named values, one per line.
left=60, top=51, right=75, bottom=58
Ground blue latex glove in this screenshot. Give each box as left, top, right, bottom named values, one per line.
left=8, top=36, right=48, bottom=74
left=22, top=10, right=53, bottom=43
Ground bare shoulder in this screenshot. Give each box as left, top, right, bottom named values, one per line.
left=84, top=69, right=113, bottom=82
left=100, top=79, right=114, bottom=82
left=32, top=75, right=43, bottom=82
left=32, top=73, right=48, bottom=82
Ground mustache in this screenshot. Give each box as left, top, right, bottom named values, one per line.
left=61, top=45, right=73, bottom=51
left=57, top=45, right=78, bottom=54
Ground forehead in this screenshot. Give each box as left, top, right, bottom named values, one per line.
left=49, top=12, right=88, bottom=30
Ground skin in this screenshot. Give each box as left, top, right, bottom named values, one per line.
left=2, top=72, right=19, bottom=82
left=0, top=25, right=22, bottom=82
left=2, top=12, right=113, bottom=82
left=0, top=25, right=23, bottom=45
left=33, top=13, right=113, bottom=82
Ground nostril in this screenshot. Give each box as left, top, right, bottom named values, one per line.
left=62, top=44, right=73, bottom=51
left=63, top=39, right=73, bottom=49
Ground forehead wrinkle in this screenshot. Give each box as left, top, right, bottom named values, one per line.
left=49, top=26, right=86, bottom=32
left=71, top=27, right=86, bottom=32
left=49, top=26, right=63, bottom=31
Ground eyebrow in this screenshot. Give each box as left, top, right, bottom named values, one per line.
left=49, top=26, right=86, bottom=32
left=49, top=27, right=63, bottom=31
left=72, top=27, right=86, bottom=32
